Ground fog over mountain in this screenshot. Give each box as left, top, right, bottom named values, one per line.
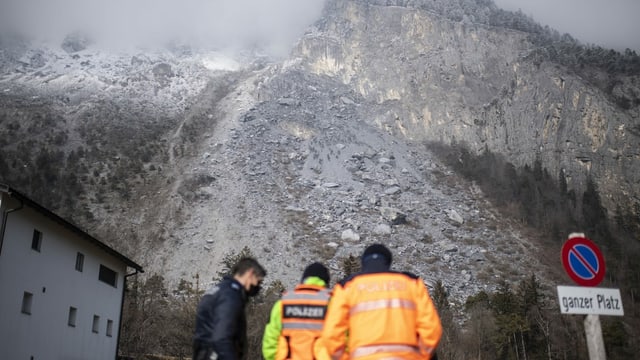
left=494, top=0, right=640, bottom=52
left=0, top=0, right=326, bottom=55
left=4, top=0, right=638, bottom=53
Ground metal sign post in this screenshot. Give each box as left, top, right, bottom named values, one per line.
left=584, top=314, right=606, bottom=360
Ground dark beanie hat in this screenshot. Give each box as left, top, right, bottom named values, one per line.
left=361, top=244, right=392, bottom=265
left=302, top=262, right=330, bottom=285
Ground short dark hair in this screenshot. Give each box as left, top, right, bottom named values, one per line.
left=232, top=257, right=267, bottom=278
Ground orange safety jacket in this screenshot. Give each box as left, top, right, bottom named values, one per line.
left=318, top=272, right=442, bottom=360
left=277, top=284, right=331, bottom=360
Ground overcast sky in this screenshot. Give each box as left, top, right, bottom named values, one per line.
left=0, top=0, right=326, bottom=55
left=493, top=0, right=640, bottom=52
left=2, top=0, right=638, bottom=54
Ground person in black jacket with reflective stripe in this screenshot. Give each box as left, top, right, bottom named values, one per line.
left=193, top=257, right=267, bottom=360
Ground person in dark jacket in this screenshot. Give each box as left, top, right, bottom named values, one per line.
left=193, top=257, right=267, bottom=360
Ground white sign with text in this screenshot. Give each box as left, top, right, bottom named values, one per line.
left=557, top=286, right=624, bottom=316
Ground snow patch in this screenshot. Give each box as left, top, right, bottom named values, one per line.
left=201, top=53, right=241, bottom=71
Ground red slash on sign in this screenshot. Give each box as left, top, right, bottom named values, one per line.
left=561, top=234, right=606, bottom=287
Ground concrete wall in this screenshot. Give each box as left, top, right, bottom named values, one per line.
left=0, top=194, right=128, bottom=360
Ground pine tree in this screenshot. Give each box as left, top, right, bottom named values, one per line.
left=216, top=245, right=255, bottom=280
left=341, top=254, right=360, bottom=277
left=431, top=280, right=462, bottom=360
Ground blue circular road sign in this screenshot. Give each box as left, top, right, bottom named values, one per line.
left=561, top=236, right=605, bottom=286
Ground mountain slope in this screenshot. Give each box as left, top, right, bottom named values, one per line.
left=1, top=0, right=638, bottom=304
left=297, top=0, right=640, bottom=219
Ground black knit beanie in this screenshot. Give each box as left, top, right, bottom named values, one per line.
left=361, top=244, right=392, bottom=266
left=302, top=262, right=330, bottom=285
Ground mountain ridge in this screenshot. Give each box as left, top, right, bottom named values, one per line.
left=0, top=0, right=637, bottom=306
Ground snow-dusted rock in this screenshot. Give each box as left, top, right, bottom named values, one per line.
left=447, top=209, right=464, bottom=225
left=384, top=186, right=401, bottom=195
left=373, top=223, right=392, bottom=235
left=340, top=96, right=355, bottom=105
left=341, top=229, right=360, bottom=242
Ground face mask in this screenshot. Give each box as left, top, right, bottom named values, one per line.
left=247, top=283, right=262, bottom=297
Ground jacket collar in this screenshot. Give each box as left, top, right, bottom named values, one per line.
left=223, top=276, right=246, bottom=297
left=361, top=258, right=391, bottom=273
left=301, top=276, right=327, bottom=287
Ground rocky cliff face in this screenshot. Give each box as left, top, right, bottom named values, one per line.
left=1, top=0, right=638, bottom=303
left=297, top=0, right=640, bottom=216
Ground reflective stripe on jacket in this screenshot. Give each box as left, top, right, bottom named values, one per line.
left=318, top=271, right=442, bottom=360
left=262, top=277, right=330, bottom=360
left=278, top=283, right=331, bottom=360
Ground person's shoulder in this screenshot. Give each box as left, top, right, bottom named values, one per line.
left=216, top=278, right=244, bottom=296
left=337, top=273, right=359, bottom=287
left=395, top=271, right=427, bottom=287
left=337, top=271, right=421, bottom=288
left=214, top=281, right=245, bottom=311
left=398, top=271, right=420, bottom=280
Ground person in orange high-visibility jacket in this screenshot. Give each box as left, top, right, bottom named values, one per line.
left=316, top=244, right=442, bottom=360
left=263, top=262, right=332, bottom=360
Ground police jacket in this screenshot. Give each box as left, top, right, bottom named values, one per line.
left=262, top=277, right=330, bottom=360
left=317, top=259, right=442, bottom=360
left=194, top=276, right=248, bottom=360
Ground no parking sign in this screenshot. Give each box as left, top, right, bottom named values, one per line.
left=561, top=234, right=606, bottom=287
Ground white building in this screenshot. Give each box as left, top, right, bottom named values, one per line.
left=0, top=184, right=143, bottom=360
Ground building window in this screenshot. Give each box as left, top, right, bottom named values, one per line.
left=68, top=307, right=77, bottom=327
left=106, top=319, right=114, bottom=337
left=92, top=315, right=100, bottom=333
left=75, top=252, right=84, bottom=272
left=31, top=230, right=42, bottom=252
left=98, top=265, right=118, bottom=287
left=21, top=292, right=33, bottom=315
